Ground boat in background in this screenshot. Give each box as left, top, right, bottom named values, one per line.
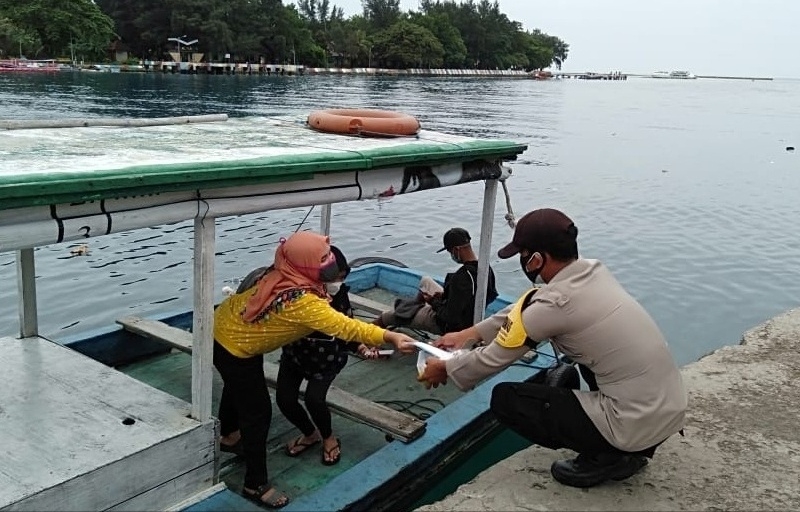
left=0, top=59, right=62, bottom=72
left=0, top=114, right=551, bottom=511
left=651, top=70, right=697, bottom=79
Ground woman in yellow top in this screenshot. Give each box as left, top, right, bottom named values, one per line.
left=214, top=231, right=416, bottom=508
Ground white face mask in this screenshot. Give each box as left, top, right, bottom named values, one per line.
left=325, top=282, right=342, bottom=295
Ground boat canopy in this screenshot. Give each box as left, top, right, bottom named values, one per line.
left=1, top=114, right=527, bottom=423
left=0, top=115, right=525, bottom=211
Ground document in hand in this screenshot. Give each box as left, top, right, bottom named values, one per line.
left=412, top=341, right=462, bottom=375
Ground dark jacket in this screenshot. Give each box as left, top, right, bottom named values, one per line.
left=280, top=283, right=360, bottom=380
left=429, top=261, right=498, bottom=333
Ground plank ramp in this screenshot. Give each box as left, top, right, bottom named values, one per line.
left=116, top=316, right=426, bottom=443
left=0, top=336, right=216, bottom=511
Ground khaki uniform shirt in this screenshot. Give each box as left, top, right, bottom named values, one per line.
left=446, top=258, right=687, bottom=452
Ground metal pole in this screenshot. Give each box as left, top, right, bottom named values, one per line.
left=473, top=179, right=498, bottom=324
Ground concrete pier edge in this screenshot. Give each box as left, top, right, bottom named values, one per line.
left=417, top=307, right=800, bottom=511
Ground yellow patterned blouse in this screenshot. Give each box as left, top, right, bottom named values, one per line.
left=214, top=288, right=386, bottom=358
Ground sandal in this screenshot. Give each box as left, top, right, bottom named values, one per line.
left=285, top=434, right=320, bottom=457
left=241, top=483, right=290, bottom=509
left=321, top=437, right=341, bottom=466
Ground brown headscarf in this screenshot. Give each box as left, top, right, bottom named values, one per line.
left=242, top=231, right=332, bottom=323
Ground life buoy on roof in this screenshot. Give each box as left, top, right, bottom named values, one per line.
left=307, top=108, right=420, bottom=137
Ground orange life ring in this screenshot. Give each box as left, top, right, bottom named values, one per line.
left=307, top=108, right=420, bottom=137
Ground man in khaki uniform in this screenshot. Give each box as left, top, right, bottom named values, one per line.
left=420, top=208, right=687, bottom=488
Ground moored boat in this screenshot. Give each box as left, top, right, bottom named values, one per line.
left=650, top=70, right=697, bottom=79
left=0, top=113, right=548, bottom=511
left=0, top=59, right=62, bottom=72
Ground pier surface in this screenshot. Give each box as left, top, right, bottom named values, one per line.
left=417, top=307, right=800, bottom=511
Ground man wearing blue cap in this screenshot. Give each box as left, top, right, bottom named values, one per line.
left=419, top=208, right=687, bottom=488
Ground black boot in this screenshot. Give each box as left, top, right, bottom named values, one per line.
left=550, top=453, right=648, bottom=488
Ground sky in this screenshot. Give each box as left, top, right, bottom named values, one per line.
left=330, top=0, right=800, bottom=78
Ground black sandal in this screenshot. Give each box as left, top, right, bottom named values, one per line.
left=241, top=483, right=290, bottom=509
left=321, top=437, right=341, bottom=466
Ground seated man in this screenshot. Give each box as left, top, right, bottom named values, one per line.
left=375, top=227, right=498, bottom=334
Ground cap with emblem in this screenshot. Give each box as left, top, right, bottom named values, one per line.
left=497, top=208, right=577, bottom=259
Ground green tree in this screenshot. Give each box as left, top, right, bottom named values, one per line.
left=0, top=0, right=114, bottom=59
left=362, top=0, right=401, bottom=31
left=0, top=16, right=40, bottom=57
left=408, top=11, right=466, bottom=68
left=371, top=20, right=443, bottom=68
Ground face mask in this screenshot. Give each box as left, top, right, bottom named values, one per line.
left=450, top=250, right=461, bottom=264
left=325, top=281, right=341, bottom=295
left=519, top=253, right=544, bottom=284
left=319, top=261, right=340, bottom=283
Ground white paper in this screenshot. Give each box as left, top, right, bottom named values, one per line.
left=413, top=341, right=465, bottom=376
left=411, top=340, right=455, bottom=360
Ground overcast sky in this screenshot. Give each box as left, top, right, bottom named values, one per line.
left=330, top=0, right=799, bottom=78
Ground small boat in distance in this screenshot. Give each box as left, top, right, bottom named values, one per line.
left=651, top=70, right=697, bottom=79
left=0, top=59, right=62, bottom=73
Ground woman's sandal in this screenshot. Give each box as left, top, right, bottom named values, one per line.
left=321, top=437, right=341, bottom=466
left=284, top=435, right=320, bottom=457
left=241, top=484, right=290, bottom=509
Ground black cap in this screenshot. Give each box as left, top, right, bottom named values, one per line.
left=436, top=227, right=471, bottom=253
left=497, top=208, right=576, bottom=259
left=330, top=245, right=350, bottom=277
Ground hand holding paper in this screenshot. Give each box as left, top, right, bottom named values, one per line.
left=414, top=341, right=462, bottom=388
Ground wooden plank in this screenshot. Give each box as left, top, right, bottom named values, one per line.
left=192, top=216, right=215, bottom=421
left=260, top=362, right=425, bottom=443
left=117, top=316, right=193, bottom=352
left=348, top=293, right=390, bottom=316
left=0, top=336, right=215, bottom=510
left=110, top=462, right=216, bottom=512
left=16, top=248, right=38, bottom=338
left=115, top=316, right=426, bottom=443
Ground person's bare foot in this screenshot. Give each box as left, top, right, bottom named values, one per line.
left=242, top=484, right=290, bottom=508
left=322, top=435, right=341, bottom=465
left=285, top=430, right=321, bottom=456
left=220, top=430, right=241, bottom=449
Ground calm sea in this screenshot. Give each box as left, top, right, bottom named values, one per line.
left=1, top=72, right=799, bottom=366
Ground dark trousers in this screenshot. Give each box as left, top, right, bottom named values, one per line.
left=491, top=365, right=660, bottom=459
left=213, top=341, right=272, bottom=489
left=275, top=358, right=336, bottom=439
left=491, top=381, right=621, bottom=456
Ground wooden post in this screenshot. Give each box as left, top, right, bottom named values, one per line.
left=192, top=216, right=215, bottom=421
left=16, top=248, right=38, bottom=338
left=474, top=178, right=498, bottom=324
left=320, top=204, right=332, bottom=236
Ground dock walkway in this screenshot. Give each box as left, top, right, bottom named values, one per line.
left=416, top=307, right=800, bottom=511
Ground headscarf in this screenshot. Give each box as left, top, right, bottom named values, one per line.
left=242, top=231, right=332, bottom=323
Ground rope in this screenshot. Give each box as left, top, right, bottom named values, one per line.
left=501, top=179, right=516, bottom=229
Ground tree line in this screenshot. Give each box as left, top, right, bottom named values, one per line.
left=0, top=0, right=568, bottom=70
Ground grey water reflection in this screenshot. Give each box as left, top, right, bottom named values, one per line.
left=1, top=72, right=799, bottom=366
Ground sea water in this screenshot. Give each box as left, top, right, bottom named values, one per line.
left=1, top=72, right=799, bottom=368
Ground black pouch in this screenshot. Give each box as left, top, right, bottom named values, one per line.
left=531, top=362, right=580, bottom=389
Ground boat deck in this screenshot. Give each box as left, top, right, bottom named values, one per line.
left=0, top=336, right=216, bottom=511
left=115, top=287, right=463, bottom=506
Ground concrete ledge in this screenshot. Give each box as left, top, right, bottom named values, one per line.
left=417, top=307, right=800, bottom=511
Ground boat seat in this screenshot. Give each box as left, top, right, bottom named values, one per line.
left=116, top=316, right=426, bottom=443
left=347, top=293, right=390, bottom=316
